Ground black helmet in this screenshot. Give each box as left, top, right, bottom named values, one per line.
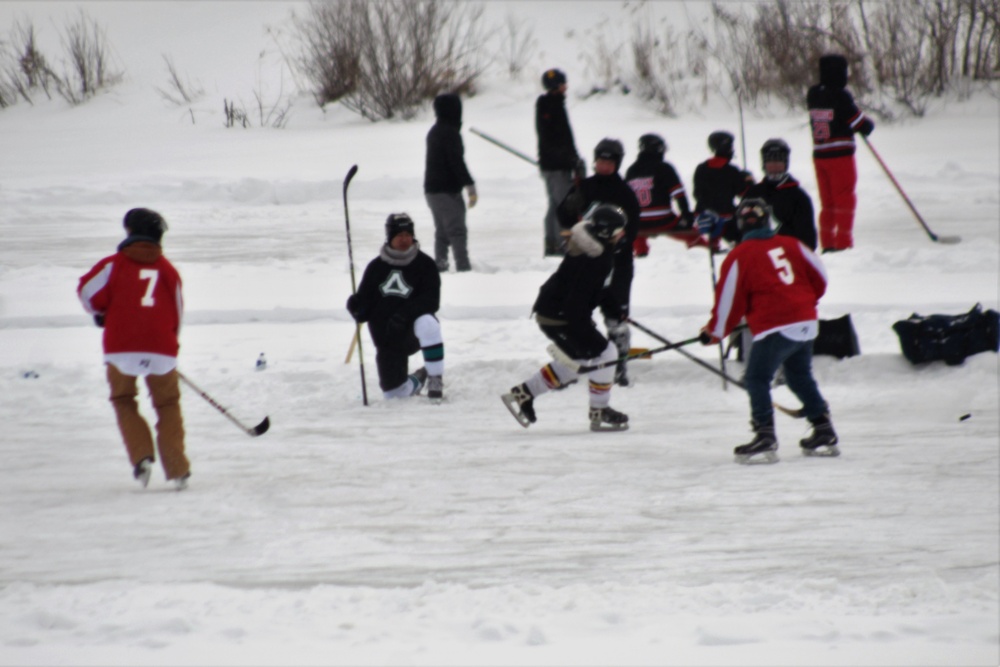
left=593, top=138, right=625, bottom=169
left=708, top=131, right=735, bottom=157
left=638, top=133, right=666, bottom=155
left=122, top=208, right=167, bottom=243
left=541, top=68, right=567, bottom=91
left=761, top=138, right=791, bottom=181
left=735, top=197, right=771, bottom=232
left=584, top=203, right=627, bottom=243
left=385, top=212, right=415, bottom=243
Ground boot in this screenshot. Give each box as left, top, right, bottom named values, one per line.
left=734, top=420, right=778, bottom=464
left=589, top=406, right=629, bottom=432
left=800, top=414, right=840, bottom=457
left=408, top=367, right=428, bottom=395
left=133, top=456, right=153, bottom=488
left=501, top=383, right=536, bottom=428
left=427, top=375, right=443, bottom=402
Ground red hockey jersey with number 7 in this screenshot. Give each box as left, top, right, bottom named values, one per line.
left=78, top=242, right=183, bottom=357
left=706, top=232, right=827, bottom=339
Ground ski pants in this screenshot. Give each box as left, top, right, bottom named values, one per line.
left=530, top=322, right=617, bottom=409
left=107, top=364, right=189, bottom=480
left=541, top=170, right=573, bottom=253
left=425, top=192, right=470, bottom=271
left=744, top=332, right=829, bottom=426
left=813, top=155, right=858, bottom=251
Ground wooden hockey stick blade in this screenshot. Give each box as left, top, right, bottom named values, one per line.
left=344, top=329, right=358, bottom=364
left=773, top=402, right=805, bottom=419
left=628, top=347, right=652, bottom=359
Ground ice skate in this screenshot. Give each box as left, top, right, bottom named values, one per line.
left=133, top=457, right=153, bottom=488
left=800, top=414, right=840, bottom=457
left=501, top=383, right=536, bottom=428
left=427, top=375, right=443, bottom=403
left=173, top=473, right=190, bottom=491
left=734, top=421, right=779, bottom=464
left=589, top=406, right=629, bottom=432
left=409, top=367, right=428, bottom=395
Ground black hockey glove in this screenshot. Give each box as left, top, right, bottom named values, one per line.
left=93, top=314, right=105, bottom=328
left=346, top=295, right=362, bottom=321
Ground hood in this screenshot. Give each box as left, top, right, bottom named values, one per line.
left=119, top=239, right=162, bottom=265
left=433, top=93, right=462, bottom=126
left=819, top=54, right=848, bottom=89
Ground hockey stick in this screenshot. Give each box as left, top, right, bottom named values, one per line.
left=625, top=319, right=805, bottom=419
left=547, top=336, right=702, bottom=374
left=343, top=164, right=369, bottom=406
left=344, top=330, right=358, bottom=364
left=862, top=136, right=960, bottom=244
left=469, top=127, right=539, bottom=167
left=706, top=249, right=728, bottom=390
left=178, top=372, right=270, bottom=437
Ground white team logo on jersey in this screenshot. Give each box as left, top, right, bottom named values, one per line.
left=380, top=270, right=413, bottom=298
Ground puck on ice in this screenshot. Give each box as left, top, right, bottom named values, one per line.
left=959, top=413, right=971, bottom=421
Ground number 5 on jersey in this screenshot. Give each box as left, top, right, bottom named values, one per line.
left=767, top=248, right=795, bottom=285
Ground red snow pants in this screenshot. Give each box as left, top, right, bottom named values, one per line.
left=813, top=154, right=858, bottom=251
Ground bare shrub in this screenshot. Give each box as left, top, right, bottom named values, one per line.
left=0, top=19, right=58, bottom=106
left=156, top=54, right=203, bottom=106
left=630, top=16, right=707, bottom=116
left=55, top=10, right=123, bottom=105
left=496, top=12, right=537, bottom=80
left=290, top=0, right=487, bottom=121
left=223, top=98, right=249, bottom=128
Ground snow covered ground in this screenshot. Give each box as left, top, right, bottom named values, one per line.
left=0, top=2, right=997, bottom=665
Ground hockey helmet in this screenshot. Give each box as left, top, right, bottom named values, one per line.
left=708, top=131, right=735, bottom=157
left=385, top=213, right=416, bottom=243
left=541, top=68, right=567, bottom=91
left=735, top=197, right=771, bottom=232
left=122, top=208, right=167, bottom=243
left=593, top=138, right=625, bottom=169
left=761, top=138, right=791, bottom=181
left=638, top=133, right=667, bottom=155
left=584, top=203, right=627, bottom=243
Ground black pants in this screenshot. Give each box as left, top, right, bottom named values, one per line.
left=539, top=321, right=609, bottom=360
left=374, top=334, right=421, bottom=392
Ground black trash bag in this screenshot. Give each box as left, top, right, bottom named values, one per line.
left=892, top=303, right=1000, bottom=366
left=814, top=314, right=861, bottom=359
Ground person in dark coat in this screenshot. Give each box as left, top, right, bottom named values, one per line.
left=624, top=133, right=700, bottom=256
left=536, top=68, right=585, bottom=257
left=807, top=54, right=874, bottom=252
left=347, top=214, right=446, bottom=401
left=557, top=138, right=642, bottom=386
left=741, top=139, right=818, bottom=250
left=501, top=205, right=630, bottom=432
left=424, top=93, right=477, bottom=272
left=692, top=131, right=754, bottom=251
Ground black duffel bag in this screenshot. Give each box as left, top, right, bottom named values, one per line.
left=892, top=303, right=1000, bottom=365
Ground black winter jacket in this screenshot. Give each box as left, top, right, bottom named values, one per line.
left=424, top=94, right=475, bottom=194
left=535, top=92, right=580, bottom=171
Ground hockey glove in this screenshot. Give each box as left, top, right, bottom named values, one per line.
left=573, top=158, right=587, bottom=183
left=696, top=211, right=723, bottom=238
left=699, top=327, right=720, bottom=346
left=346, top=295, right=362, bottom=321
left=93, top=314, right=105, bottom=328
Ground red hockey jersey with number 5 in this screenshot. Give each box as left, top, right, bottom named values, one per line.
left=706, top=231, right=827, bottom=339
left=78, top=241, right=183, bottom=357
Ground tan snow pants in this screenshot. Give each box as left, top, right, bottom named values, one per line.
left=107, top=364, right=189, bottom=481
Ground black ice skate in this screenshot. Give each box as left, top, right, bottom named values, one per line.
left=501, top=383, right=536, bottom=428
left=133, top=456, right=153, bottom=488
left=614, top=362, right=630, bottom=387
left=734, top=421, right=778, bottom=464
left=427, top=375, right=443, bottom=404
left=800, top=414, right=840, bottom=457
left=589, top=406, right=629, bottom=432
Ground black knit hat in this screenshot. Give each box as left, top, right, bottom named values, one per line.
left=122, top=208, right=167, bottom=243
left=385, top=213, right=416, bottom=243
left=541, top=68, right=567, bottom=91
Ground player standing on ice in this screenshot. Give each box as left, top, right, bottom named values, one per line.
left=692, top=131, right=754, bottom=251
left=624, top=133, right=701, bottom=255
left=700, top=198, right=839, bottom=464
left=557, top=138, right=641, bottom=387
left=732, top=139, right=818, bottom=250
left=536, top=67, right=585, bottom=257
left=502, top=204, right=630, bottom=432
left=807, top=54, right=874, bottom=253
left=347, top=214, right=446, bottom=402
left=77, top=208, right=191, bottom=490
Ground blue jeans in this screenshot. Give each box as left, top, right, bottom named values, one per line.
left=745, top=332, right=828, bottom=425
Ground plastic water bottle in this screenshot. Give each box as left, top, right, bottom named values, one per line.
left=255, top=353, right=267, bottom=371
